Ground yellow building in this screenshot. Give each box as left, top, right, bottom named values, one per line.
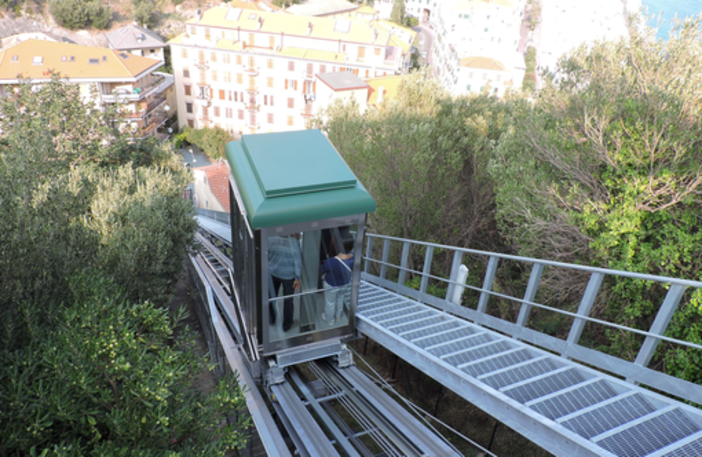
left=169, top=5, right=415, bottom=135
left=0, top=39, right=174, bottom=137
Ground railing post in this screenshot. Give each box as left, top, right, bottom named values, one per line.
left=397, top=241, right=411, bottom=287
left=379, top=239, right=391, bottom=280
left=628, top=284, right=687, bottom=383
left=477, top=256, right=499, bottom=314
left=364, top=236, right=374, bottom=274
left=516, top=263, right=544, bottom=328
left=445, top=250, right=465, bottom=303
left=564, top=272, right=604, bottom=355
left=419, top=246, right=434, bottom=301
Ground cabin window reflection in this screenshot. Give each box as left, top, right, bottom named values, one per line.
left=267, top=226, right=357, bottom=342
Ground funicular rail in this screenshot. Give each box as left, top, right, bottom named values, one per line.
left=358, top=233, right=702, bottom=457
left=193, top=219, right=464, bottom=456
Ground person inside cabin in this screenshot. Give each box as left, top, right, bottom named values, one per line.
left=320, top=235, right=355, bottom=325
left=268, top=233, right=302, bottom=332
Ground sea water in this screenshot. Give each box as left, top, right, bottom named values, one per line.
left=640, top=0, right=702, bottom=39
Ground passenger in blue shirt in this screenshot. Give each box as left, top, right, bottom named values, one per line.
left=320, top=237, right=354, bottom=325
left=268, top=234, right=302, bottom=332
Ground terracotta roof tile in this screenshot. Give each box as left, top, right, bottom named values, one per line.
left=201, top=162, right=231, bottom=212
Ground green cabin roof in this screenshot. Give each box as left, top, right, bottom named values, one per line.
left=226, top=130, right=376, bottom=229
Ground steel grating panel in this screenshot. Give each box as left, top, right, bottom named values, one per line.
left=412, top=326, right=481, bottom=350
left=357, top=293, right=388, bottom=307
left=529, top=379, right=618, bottom=420
left=504, top=368, right=586, bottom=404
left=597, top=409, right=700, bottom=457
left=359, top=300, right=407, bottom=316
left=381, top=310, right=437, bottom=329
left=389, top=315, right=447, bottom=335
left=663, top=436, right=702, bottom=457
left=561, top=393, right=656, bottom=439
left=429, top=333, right=494, bottom=357
left=462, top=348, right=537, bottom=378
left=370, top=306, right=423, bottom=322
left=482, top=357, right=561, bottom=390
left=402, top=320, right=464, bottom=341
left=443, top=340, right=514, bottom=367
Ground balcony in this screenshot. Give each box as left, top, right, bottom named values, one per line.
left=245, top=66, right=259, bottom=76
left=245, top=103, right=259, bottom=111
left=196, top=60, right=209, bottom=69
left=195, top=96, right=211, bottom=107
left=101, top=76, right=166, bottom=103
left=245, top=85, right=259, bottom=94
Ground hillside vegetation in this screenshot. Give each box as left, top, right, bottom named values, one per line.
left=317, top=18, right=702, bottom=387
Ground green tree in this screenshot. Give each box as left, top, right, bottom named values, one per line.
left=132, top=0, right=157, bottom=28
left=0, top=76, right=248, bottom=453
left=50, top=0, right=112, bottom=30
left=0, top=273, right=249, bottom=455
left=315, top=70, right=510, bottom=268
left=183, top=125, right=233, bottom=160
left=390, top=0, right=406, bottom=26
left=490, top=19, right=702, bottom=380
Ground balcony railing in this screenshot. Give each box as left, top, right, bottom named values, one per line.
left=245, top=104, right=259, bottom=111
left=102, top=76, right=166, bottom=103
left=245, top=86, right=259, bottom=93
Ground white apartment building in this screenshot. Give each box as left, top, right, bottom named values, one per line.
left=169, top=6, right=415, bottom=135
left=431, top=0, right=526, bottom=97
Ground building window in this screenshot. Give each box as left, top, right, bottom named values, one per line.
left=374, top=48, right=381, bottom=56
left=212, top=70, right=218, bottom=82
left=226, top=107, right=233, bottom=118
left=211, top=51, right=217, bottom=62
left=267, top=113, right=274, bottom=124
left=466, top=84, right=471, bottom=91
left=189, top=25, right=196, bottom=35
left=270, top=95, right=274, bottom=106
left=205, top=28, right=211, bottom=40
left=288, top=61, right=295, bottom=71
left=234, top=92, right=238, bottom=102
left=214, top=106, right=221, bottom=117
left=248, top=33, right=255, bottom=47
left=198, top=50, right=205, bottom=63
left=181, top=48, right=188, bottom=58
left=287, top=97, right=294, bottom=109
left=307, top=63, right=313, bottom=75
left=219, top=89, right=225, bottom=100
left=224, top=54, right=231, bottom=64
left=287, top=116, right=294, bottom=126
left=237, top=73, right=243, bottom=84
left=248, top=56, right=255, bottom=68
left=320, top=64, right=326, bottom=73
left=358, top=46, right=365, bottom=59
left=183, top=67, right=190, bottom=78
left=269, top=36, right=275, bottom=48
left=202, top=106, right=208, bottom=118
left=187, top=119, right=194, bottom=128
left=184, top=85, right=192, bottom=96
left=186, top=102, right=193, bottom=114
left=238, top=109, right=244, bottom=120
left=225, top=72, right=232, bottom=83
left=236, top=55, right=242, bottom=65
left=267, top=77, right=274, bottom=88
left=267, top=58, right=273, bottom=69
left=264, top=95, right=268, bottom=105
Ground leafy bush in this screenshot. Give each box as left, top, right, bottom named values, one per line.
left=50, top=0, right=112, bottom=30
left=132, top=0, right=156, bottom=28
left=183, top=125, right=233, bottom=160
left=0, top=272, right=249, bottom=455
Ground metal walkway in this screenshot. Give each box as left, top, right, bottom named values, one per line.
left=359, top=234, right=702, bottom=457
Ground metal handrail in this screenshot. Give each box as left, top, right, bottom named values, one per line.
left=361, top=233, right=702, bottom=393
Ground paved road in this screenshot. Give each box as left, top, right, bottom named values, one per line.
left=412, top=23, right=435, bottom=67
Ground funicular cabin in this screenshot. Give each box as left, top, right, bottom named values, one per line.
left=226, top=130, right=375, bottom=381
